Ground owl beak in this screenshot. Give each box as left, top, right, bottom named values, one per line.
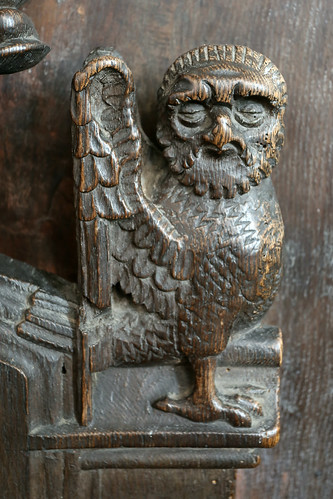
left=203, top=115, right=246, bottom=154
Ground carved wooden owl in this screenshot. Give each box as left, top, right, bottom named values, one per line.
left=71, top=45, right=287, bottom=426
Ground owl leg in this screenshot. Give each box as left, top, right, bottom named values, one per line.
left=154, top=356, right=251, bottom=427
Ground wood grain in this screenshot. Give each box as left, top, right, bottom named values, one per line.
left=0, top=361, right=29, bottom=499
left=71, top=44, right=285, bottom=429
left=0, top=0, right=332, bottom=497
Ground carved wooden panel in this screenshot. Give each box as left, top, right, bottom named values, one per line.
left=0, top=38, right=286, bottom=497
left=70, top=45, right=286, bottom=431
left=0, top=1, right=332, bottom=498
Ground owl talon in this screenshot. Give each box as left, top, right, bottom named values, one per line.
left=223, top=394, right=263, bottom=416
left=153, top=395, right=251, bottom=427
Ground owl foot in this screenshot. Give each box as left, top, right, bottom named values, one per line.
left=153, top=395, right=251, bottom=427
left=222, top=394, right=263, bottom=416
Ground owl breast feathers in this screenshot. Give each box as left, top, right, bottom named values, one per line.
left=71, top=45, right=286, bottom=365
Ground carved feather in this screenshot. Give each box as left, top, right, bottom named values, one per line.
left=71, top=50, right=190, bottom=314
left=71, top=50, right=144, bottom=308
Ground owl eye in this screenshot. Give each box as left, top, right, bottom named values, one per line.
left=234, top=98, right=267, bottom=127
left=177, top=102, right=207, bottom=128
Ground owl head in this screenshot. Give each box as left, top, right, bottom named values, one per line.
left=156, top=45, right=287, bottom=199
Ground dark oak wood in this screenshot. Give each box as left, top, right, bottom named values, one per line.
left=0, top=254, right=281, bottom=496
left=71, top=45, right=286, bottom=429
left=0, top=1, right=332, bottom=498
left=0, top=39, right=285, bottom=493
left=0, top=360, right=29, bottom=498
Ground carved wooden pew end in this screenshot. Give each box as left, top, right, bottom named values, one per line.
left=0, top=40, right=287, bottom=497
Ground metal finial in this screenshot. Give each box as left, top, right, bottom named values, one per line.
left=0, top=0, right=50, bottom=74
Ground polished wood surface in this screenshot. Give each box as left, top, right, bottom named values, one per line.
left=0, top=1, right=332, bottom=498
left=71, top=44, right=285, bottom=429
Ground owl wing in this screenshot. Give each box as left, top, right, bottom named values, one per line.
left=72, top=49, right=194, bottom=321
left=71, top=48, right=146, bottom=309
